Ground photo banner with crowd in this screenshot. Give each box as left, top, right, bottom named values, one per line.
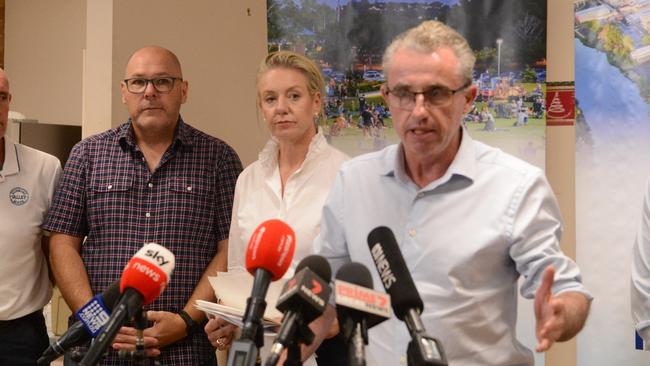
left=267, top=0, right=548, bottom=169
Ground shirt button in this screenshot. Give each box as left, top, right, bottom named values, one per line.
left=186, top=186, right=192, bottom=192
left=409, top=229, right=416, bottom=237
left=145, top=212, right=151, bottom=218
left=148, top=183, right=154, bottom=188
left=417, top=192, right=424, bottom=198
left=107, top=184, right=113, bottom=190
left=400, top=356, right=407, bottom=364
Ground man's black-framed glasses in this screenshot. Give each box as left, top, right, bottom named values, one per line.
left=123, top=77, right=182, bottom=94
left=385, top=80, right=471, bottom=110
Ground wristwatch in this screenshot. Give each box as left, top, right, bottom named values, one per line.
left=178, top=310, right=203, bottom=336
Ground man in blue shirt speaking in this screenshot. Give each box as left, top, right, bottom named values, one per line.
left=308, top=20, right=592, bottom=365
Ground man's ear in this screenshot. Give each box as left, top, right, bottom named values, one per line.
left=463, top=85, right=478, bottom=113
left=120, top=82, right=127, bottom=104
left=380, top=84, right=389, bottom=103
left=180, top=80, right=189, bottom=104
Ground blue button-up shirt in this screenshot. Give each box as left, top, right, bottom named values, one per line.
left=314, top=129, right=591, bottom=365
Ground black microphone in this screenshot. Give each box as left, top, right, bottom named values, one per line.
left=335, top=262, right=391, bottom=366
left=264, top=255, right=332, bottom=366
left=37, top=281, right=121, bottom=366
left=367, top=226, right=447, bottom=366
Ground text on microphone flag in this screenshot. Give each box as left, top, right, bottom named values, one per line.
left=335, top=279, right=391, bottom=319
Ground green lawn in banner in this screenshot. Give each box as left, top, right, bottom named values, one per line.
left=326, top=116, right=545, bottom=168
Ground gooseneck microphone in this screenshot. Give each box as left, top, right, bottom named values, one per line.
left=264, top=255, right=332, bottom=366
left=367, top=226, right=447, bottom=366
left=227, top=219, right=296, bottom=366
left=79, top=243, right=175, bottom=366
left=335, top=262, right=391, bottom=366
left=37, top=281, right=121, bottom=366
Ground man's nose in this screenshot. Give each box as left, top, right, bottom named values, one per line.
left=411, top=93, right=428, bottom=116
left=143, top=80, right=158, bottom=97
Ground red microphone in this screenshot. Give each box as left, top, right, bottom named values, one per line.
left=228, top=220, right=296, bottom=366
left=80, top=243, right=175, bottom=366
left=245, top=218, right=295, bottom=280
left=120, top=244, right=175, bottom=305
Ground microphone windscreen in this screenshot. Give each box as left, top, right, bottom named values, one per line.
left=246, top=219, right=296, bottom=281
left=295, top=255, right=332, bottom=283
left=102, top=281, right=122, bottom=310
left=120, top=243, right=175, bottom=305
left=335, top=262, right=373, bottom=289
left=367, top=226, right=423, bottom=320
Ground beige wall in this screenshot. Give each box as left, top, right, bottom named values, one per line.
left=5, top=0, right=269, bottom=166
left=545, top=0, right=576, bottom=365
left=5, top=0, right=85, bottom=126
left=82, top=0, right=113, bottom=138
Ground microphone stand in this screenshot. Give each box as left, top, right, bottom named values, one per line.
left=283, top=321, right=313, bottom=366
left=405, top=309, right=447, bottom=366
left=227, top=306, right=265, bottom=366
left=349, top=322, right=367, bottom=366
left=117, top=309, right=161, bottom=366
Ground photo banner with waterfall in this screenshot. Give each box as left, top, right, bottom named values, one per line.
left=267, top=0, right=547, bottom=168
left=575, top=2, right=650, bottom=365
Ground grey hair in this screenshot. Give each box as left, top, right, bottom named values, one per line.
left=382, top=20, right=475, bottom=84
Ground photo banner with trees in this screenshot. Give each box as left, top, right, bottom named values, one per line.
left=268, top=0, right=547, bottom=169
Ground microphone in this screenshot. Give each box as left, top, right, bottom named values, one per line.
left=228, top=219, right=296, bottom=366
left=334, top=262, right=391, bottom=366
left=264, top=255, right=332, bottom=366
left=79, top=243, right=175, bottom=366
left=37, top=281, right=121, bottom=366
left=367, top=226, right=447, bottom=366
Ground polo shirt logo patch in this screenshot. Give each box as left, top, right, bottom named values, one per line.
left=9, top=187, right=29, bottom=206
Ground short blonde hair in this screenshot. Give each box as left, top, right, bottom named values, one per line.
left=383, top=20, right=475, bottom=84
left=257, top=51, right=325, bottom=124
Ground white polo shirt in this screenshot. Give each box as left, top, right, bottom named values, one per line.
left=0, top=137, right=61, bottom=320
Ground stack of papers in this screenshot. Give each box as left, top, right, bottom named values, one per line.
left=194, top=268, right=286, bottom=335
left=195, top=300, right=280, bottom=336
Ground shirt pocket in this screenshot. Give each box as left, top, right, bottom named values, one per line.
left=166, top=176, right=215, bottom=244
left=88, top=173, right=135, bottom=229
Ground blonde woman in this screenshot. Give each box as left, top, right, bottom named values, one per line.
left=206, top=51, right=348, bottom=365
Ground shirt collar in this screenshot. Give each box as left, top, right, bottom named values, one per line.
left=0, top=137, right=19, bottom=177
left=382, top=127, right=476, bottom=188
left=118, top=116, right=194, bottom=152
left=259, top=129, right=329, bottom=170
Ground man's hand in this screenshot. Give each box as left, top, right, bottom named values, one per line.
left=112, top=311, right=187, bottom=356
left=205, top=317, right=238, bottom=351
left=112, top=327, right=161, bottom=358
left=534, top=265, right=590, bottom=352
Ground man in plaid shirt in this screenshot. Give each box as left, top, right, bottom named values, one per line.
left=43, top=46, right=242, bottom=365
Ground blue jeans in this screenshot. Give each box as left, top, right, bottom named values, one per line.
left=0, top=310, right=49, bottom=365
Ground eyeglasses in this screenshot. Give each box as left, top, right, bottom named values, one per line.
left=385, top=81, right=471, bottom=110
left=123, top=77, right=182, bottom=94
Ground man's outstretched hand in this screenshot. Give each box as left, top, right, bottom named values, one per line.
left=534, top=265, right=591, bottom=352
